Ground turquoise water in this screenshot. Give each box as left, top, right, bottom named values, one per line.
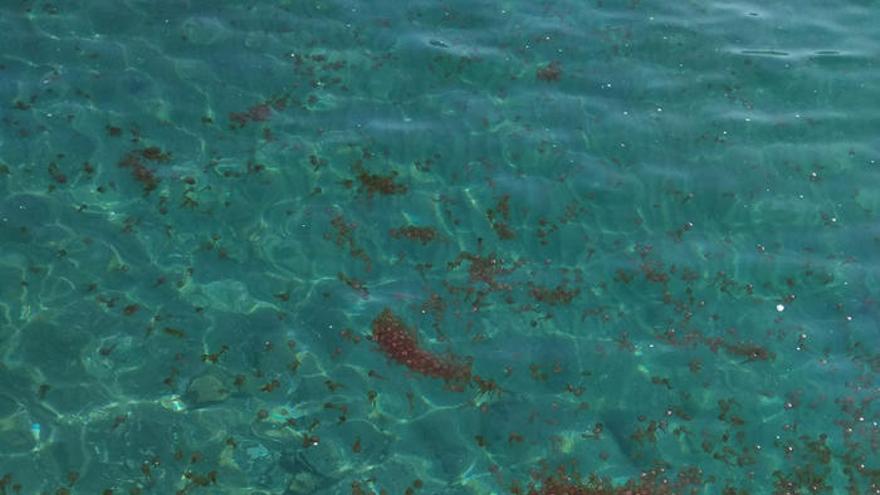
left=1, top=0, right=879, bottom=493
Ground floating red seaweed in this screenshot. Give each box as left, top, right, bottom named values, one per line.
left=118, top=151, right=159, bottom=194
left=352, top=166, right=407, bottom=197
left=523, top=463, right=704, bottom=495
left=371, top=308, right=471, bottom=390
left=228, top=96, right=288, bottom=128
left=389, top=225, right=439, bottom=245
left=536, top=61, right=562, bottom=82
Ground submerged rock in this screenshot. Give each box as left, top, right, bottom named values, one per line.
left=184, top=373, right=230, bottom=406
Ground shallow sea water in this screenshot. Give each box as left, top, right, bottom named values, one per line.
left=1, top=1, right=879, bottom=494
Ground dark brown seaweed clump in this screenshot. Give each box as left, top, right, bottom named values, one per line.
left=389, top=225, right=439, bottom=245
left=523, top=463, right=704, bottom=495
left=371, top=308, right=471, bottom=390
left=352, top=163, right=407, bottom=197
left=536, top=61, right=562, bottom=82
left=529, top=284, right=580, bottom=306
left=118, top=151, right=159, bottom=194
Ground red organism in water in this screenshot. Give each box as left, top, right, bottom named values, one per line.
left=371, top=308, right=471, bottom=390
left=523, top=463, right=704, bottom=495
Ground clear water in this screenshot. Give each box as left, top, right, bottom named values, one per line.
left=1, top=1, right=878, bottom=494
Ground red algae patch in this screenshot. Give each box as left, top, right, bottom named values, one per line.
left=524, top=464, right=704, bottom=495
left=529, top=283, right=581, bottom=306
left=118, top=150, right=160, bottom=194
left=389, top=225, right=439, bottom=245
left=371, top=308, right=471, bottom=389
left=536, top=61, right=562, bottom=82
left=228, top=96, right=289, bottom=128
left=356, top=169, right=407, bottom=197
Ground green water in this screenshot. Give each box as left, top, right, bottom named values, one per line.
left=1, top=1, right=878, bottom=494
